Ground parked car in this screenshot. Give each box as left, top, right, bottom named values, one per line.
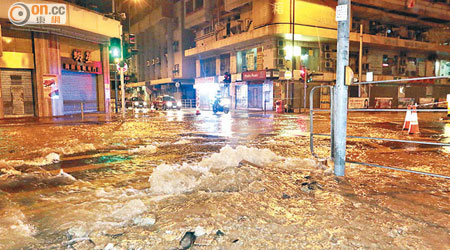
left=152, top=95, right=181, bottom=110
left=125, top=97, right=148, bottom=110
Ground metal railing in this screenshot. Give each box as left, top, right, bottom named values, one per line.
left=309, top=76, right=450, bottom=180
left=181, top=99, right=196, bottom=108
left=63, top=100, right=98, bottom=116
left=310, top=85, right=334, bottom=159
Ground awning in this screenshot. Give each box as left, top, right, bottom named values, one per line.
left=126, top=81, right=146, bottom=88
left=150, top=78, right=173, bottom=85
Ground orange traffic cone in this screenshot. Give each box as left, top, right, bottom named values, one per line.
left=195, top=106, right=201, bottom=115
left=403, top=105, right=412, bottom=130
left=408, top=105, right=420, bottom=134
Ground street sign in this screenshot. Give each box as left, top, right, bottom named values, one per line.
left=175, top=82, right=181, bottom=88
left=116, top=62, right=128, bottom=72
left=335, top=4, right=348, bottom=21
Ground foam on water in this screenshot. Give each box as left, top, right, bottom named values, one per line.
left=148, top=145, right=281, bottom=195
left=0, top=197, right=37, bottom=249
left=174, top=139, right=191, bottom=145
left=27, top=152, right=60, bottom=166
left=129, top=145, right=157, bottom=154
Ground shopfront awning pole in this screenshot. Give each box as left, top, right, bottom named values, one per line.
left=120, top=30, right=126, bottom=118
left=114, top=71, right=118, bottom=113
left=333, top=0, right=351, bottom=176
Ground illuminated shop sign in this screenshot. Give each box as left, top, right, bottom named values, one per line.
left=61, top=50, right=102, bottom=74
left=242, top=70, right=266, bottom=81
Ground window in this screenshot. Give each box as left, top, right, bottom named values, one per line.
left=186, top=0, right=203, bottom=15
left=220, top=54, right=230, bottom=75
left=200, top=57, right=216, bottom=77
left=195, top=0, right=204, bottom=10
left=186, top=0, right=194, bottom=14
left=163, top=96, right=176, bottom=101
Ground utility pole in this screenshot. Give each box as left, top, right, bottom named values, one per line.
left=358, top=23, right=363, bottom=97
left=333, top=0, right=351, bottom=176
left=288, top=0, right=297, bottom=111
left=120, top=28, right=126, bottom=118
left=114, top=71, right=118, bottom=113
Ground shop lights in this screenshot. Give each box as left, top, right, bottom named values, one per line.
left=284, top=46, right=301, bottom=60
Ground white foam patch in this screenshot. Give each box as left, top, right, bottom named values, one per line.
left=199, top=145, right=280, bottom=170
left=111, top=199, right=147, bottom=221
left=148, top=145, right=281, bottom=195
left=0, top=142, right=97, bottom=170
left=174, top=139, right=191, bottom=145
left=0, top=198, right=37, bottom=248
left=53, top=169, right=77, bottom=182
left=129, top=145, right=157, bottom=154
left=60, top=143, right=96, bottom=155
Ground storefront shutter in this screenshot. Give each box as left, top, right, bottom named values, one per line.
left=61, top=70, right=97, bottom=114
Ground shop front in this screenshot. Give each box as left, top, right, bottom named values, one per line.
left=0, top=28, right=35, bottom=118
left=194, top=76, right=219, bottom=110
left=241, top=70, right=274, bottom=111
left=0, top=2, right=120, bottom=118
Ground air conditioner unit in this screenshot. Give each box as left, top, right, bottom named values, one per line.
left=325, top=61, right=334, bottom=69
left=277, top=49, right=285, bottom=57
left=277, top=40, right=285, bottom=47
left=323, top=44, right=331, bottom=51
left=277, top=58, right=285, bottom=66
left=324, top=52, right=336, bottom=60
left=399, top=67, right=406, bottom=74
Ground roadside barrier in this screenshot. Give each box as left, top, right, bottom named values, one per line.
left=196, top=95, right=201, bottom=115
left=402, top=105, right=411, bottom=130
left=310, top=76, right=450, bottom=180
left=408, top=105, right=420, bottom=134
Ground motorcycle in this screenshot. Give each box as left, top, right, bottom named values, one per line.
left=212, top=97, right=230, bottom=114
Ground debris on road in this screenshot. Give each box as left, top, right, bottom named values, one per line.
left=179, top=232, right=196, bottom=249
left=133, top=215, right=156, bottom=227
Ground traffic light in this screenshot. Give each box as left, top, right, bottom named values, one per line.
left=300, top=67, right=313, bottom=83
left=109, top=37, right=121, bottom=63
left=129, top=34, right=136, bottom=47
left=123, top=33, right=138, bottom=59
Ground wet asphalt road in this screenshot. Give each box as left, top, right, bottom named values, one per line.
left=0, top=109, right=449, bottom=249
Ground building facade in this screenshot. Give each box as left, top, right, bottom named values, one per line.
left=0, top=0, right=121, bottom=118
left=129, top=0, right=196, bottom=105
left=184, top=0, right=450, bottom=111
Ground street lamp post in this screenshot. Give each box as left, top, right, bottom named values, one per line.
left=334, top=0, right=351, bottom=176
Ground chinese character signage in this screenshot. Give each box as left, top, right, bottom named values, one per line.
left=62, top=52, right=102, bottom=75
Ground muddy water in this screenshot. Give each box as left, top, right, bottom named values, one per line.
left=0, top=111, right=449, bottom=249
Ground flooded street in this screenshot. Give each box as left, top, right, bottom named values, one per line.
left=0, top=110, right=449, bottom=249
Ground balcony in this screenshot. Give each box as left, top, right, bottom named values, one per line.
left=130, top=3, right=174, bottom=33
left=224, top=0, right=251, bottom=11
left=352, top=0, right=450, bottom=23
left=185, top=9, right=212, bottom=29
left=184, top=0, right=214, bottom=29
